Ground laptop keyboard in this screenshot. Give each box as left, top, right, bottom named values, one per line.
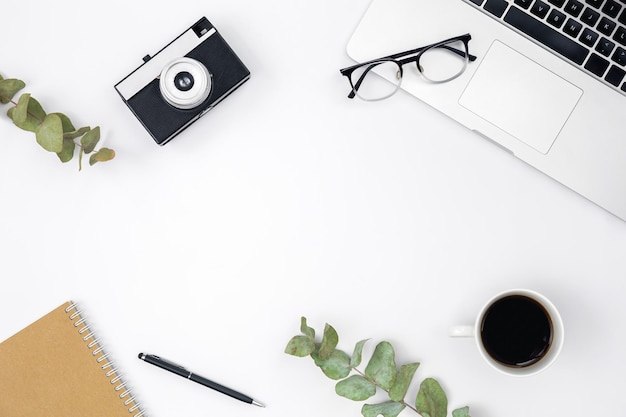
left=466, top=0, right=626, bottom=96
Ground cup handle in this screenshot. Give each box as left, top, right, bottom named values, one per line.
left=448, top=325, right=474, bottom=337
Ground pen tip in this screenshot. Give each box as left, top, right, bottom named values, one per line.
left=252, top=400, right=265, bottom=408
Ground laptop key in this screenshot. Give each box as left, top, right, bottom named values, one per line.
left=581, top=7, right=601, bottom=26
left=484, top=0, right=509, bottom=17
left=585, top=53, right=611, bottom=75
left=505, top=7, right=590, bottom=64
left=547, top=9, right=568, bottom=27
left=598, top=17, right=617, bottom=35
left=531, top=0, right=551, bottom=17
left=581, top=27, right=600, bottom=46
left=597, top=37, right=617, bottom=55
left=602, top=0, right=622, bottom=18
left=605, top=65, right=626, bottom=85
left=564, top=0, right=585, bottom=17
left=564, top=18, right=584, bottom=37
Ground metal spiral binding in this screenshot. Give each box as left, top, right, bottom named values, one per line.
left=65, top=303, right=146, bottom=417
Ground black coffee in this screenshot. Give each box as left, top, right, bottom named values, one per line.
left=480, top=295, right=553, bottom=368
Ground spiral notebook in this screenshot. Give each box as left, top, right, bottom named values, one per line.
left=0, top=301, right=145, bottom=417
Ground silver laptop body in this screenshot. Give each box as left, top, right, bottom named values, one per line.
left=347, top=0, right=626, bottom=220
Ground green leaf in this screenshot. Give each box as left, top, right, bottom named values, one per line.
left=63, top=126, right=90, bottom=140
left=318, top=324, right=339, bottom=360
left=415, top=378, right=448, bottom=417
left=35, top=113, right=64, bottom=152
left=10, top=93, right=46, bottom=132
left=56, top=138, right=76, bottom=163
left=389, top=362, right=420, bottom=402
left=300, top=317, right=315, bottom=340
left=0, top=78, right=25, bottom=104
left=361, top=401, right=405, bottom=417
left=88, top=147, right=115, bottom=166
left=312, top=348, right=351, bottom=380
left=364, top=341, right=397, bottom=390
left=351, top=339, right=369, bottom=368
left=50, top=112, right=76, bottom=133
left=285, top=335, right=315, bottom=357
left=335, top=375, right=376, bottom=401
left=12, top=93, right=30, bottom=124
left=452, top=406, right=471, bottom=417
left=81, top=126, right=100, bottom=154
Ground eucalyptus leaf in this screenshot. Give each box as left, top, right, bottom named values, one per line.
left=81, top=126, right=100, bottom=154
left=312, top=348, right=351, bottom=380
left=361, top=401, right=405, bottom=417
left=0, top=78, right=25, bottom=104
left=88, top=147, right=115, bottom=166
left=12, top=93, right=31, bottom=125
left=50, top=112, right=76, bottom=133
left=335, top=375, right=376, bottom=401
left=452, top=406, right=470, bottom=417
left=57, top=138, right=76, bottom=163
left=364, top=341, right=397, bottom=390
left=389, top=362, right=420, bottom=402
left=318, top=324, right=339, bottom=360
left=11, top=93, right=46, bottom=132
left=285, top=335, right=315, bottom=357
left=300, top=317, right=315, bottom=340
left=415, top=378, right=448, bottom=417
left=351, top=339, right=369, bottom=368
left=63, top=126, right=90, bottom=140
left=35, top=113, right=64, bottom=153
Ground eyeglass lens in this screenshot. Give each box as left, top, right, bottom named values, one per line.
left=350, top=60, right=402, bottom=101
left=417, top=39, right=469, bottom=83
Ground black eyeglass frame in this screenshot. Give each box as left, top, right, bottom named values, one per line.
left=340, top=34, right=477, bottom=100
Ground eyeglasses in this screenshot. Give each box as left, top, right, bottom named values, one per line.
left=339, top=34, right=477, bottom=101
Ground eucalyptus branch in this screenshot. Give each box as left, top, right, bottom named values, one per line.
left=0, top=73, right=115, bottom=170
left=285, top=317, right=471, bottom=417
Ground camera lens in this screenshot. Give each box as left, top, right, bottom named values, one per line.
left=159, top=58, right=212, bottom=110
left=174, top=72, right=194, bottom=92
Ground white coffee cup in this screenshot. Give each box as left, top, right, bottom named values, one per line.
left=449, top=289, right=564, bottom=376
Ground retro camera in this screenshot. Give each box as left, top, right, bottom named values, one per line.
left=115, top=17, right=250, bottom=145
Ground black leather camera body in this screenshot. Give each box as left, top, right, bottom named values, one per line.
left=115, top=17, right=250, bottom=145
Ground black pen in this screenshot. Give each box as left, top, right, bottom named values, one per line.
left=138, top=353, right=265, bottom=407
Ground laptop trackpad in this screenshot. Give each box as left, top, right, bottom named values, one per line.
left=459, top=40, right=582, bottom=154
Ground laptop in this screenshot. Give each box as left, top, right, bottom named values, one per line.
left=346, top=0, right=626, bottom=221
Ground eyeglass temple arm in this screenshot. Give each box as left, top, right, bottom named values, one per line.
left=440, top=45, right=477, bottom=61
left=345, top=63, right=381, bottom=99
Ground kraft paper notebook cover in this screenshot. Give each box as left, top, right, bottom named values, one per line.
left=0, top=301, right=145, bottom=417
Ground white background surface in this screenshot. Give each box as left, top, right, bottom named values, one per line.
left=1, top=1, right=625, bottom=417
